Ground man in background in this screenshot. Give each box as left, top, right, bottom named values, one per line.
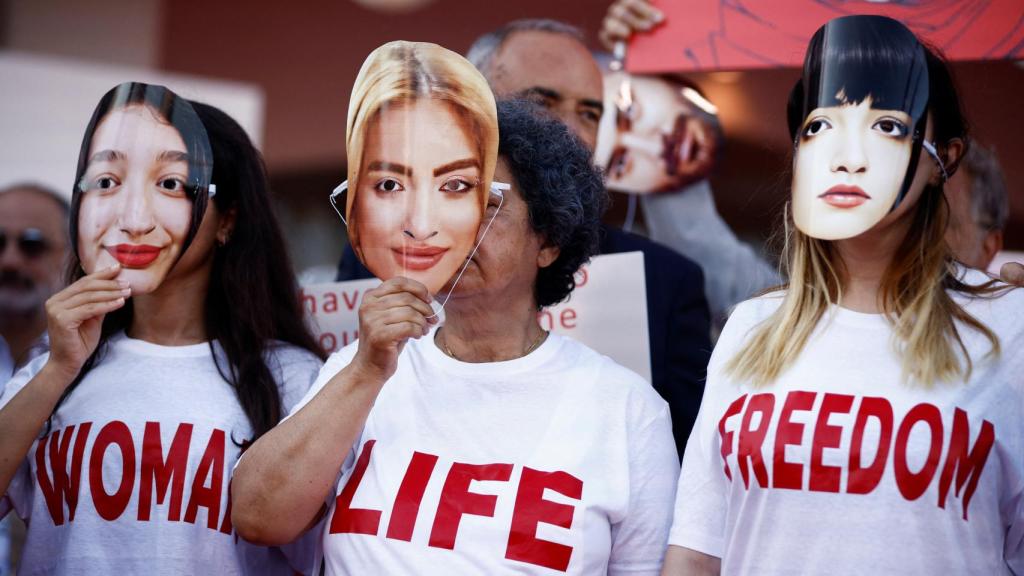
left=467, top=19, right=713, bottom=457
left=945, top=144, right=1009, bottom=271
left=0, top=183, right=68, bottom=576
left=0, top=183, right=67, bottom=380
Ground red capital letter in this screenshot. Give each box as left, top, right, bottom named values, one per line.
left=89, top=421, right=136, bottom=521
left=386, top=451, right=439, bottom=541
left=773, top=391, right=816, bottom=490
left=737, top=393, right=775, bottom=489
left=505, top=467, right=583, bottom=572
left=35, top=422, right=91, bottom=525
left=809, top=393, right=854, bottom=493
left=718, top=394, right=748, bottom=481
left=330, top=439, right=381, bottom=535
left=848, top=397, right=893, bottom=494
left=138, top=422, right=193, bottom=521
left=184, top=428, right=226, bottom=530
left=937, top=408, right=994, bottom=520
left=894, top=403, right=943, bottom=501
left=428, top=462, right=513, bottom=550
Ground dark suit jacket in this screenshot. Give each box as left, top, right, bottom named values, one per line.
left=336, top=224, right=712, bottom=459
left=598, top=224, right=712, bottom=459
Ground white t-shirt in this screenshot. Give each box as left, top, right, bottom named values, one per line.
left=291, top=328, right=679, bottom=575
left=0, top=332, right=323, bottom=575
left=670, top=268, right=1024, bottom=575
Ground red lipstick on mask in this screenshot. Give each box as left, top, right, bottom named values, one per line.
left=393, top=245, right=448, bottom=271
left=106, top=244, right=161, bottom=267
left=819, top=185, right=870, bottom=208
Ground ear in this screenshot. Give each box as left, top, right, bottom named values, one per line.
left=940, top=137, right=966, bottom=182
left=537, top=240, right=560, bottom=270
left=216, top=205, right=237, bottom=245
left=981, top=229, right=1003, bottom=271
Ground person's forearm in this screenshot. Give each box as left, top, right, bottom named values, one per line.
left=231, top=362, right=386, bottom=545
left=0, top=362, right=76, bottom=497
left=661, top=545, right=721, bottom=576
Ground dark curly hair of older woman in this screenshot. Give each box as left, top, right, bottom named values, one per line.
left=497, top=99, right=609, bottom=308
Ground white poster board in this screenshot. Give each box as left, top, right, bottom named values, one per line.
left=301, top=251, right=652, bottom=381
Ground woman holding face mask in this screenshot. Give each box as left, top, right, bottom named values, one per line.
left=0, top=83, right=324, bottom=574
left=662, top=15, right=1023, bottom=576
left=233, top=40, right=679, bottom=575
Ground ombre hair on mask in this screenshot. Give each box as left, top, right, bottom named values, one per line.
left=331, top=41, right=503, bottom=306
left=788, top=15, right=948, bottom=241
left=71, top=82, right=214, bottom=294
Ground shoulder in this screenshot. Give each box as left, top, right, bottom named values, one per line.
left=263, top=342, right=326, bottom=411
left=725, top=291, right=785, bottom=331
left=557, top=335, right=669, bottom=417
left=951, top=267, right=1024, bottom=339
left=0, top=352, right=50, bottom=409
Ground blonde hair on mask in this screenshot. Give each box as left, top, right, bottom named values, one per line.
left=345, top=41, right=498, bottom=249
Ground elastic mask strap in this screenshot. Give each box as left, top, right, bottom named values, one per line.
left=330, top=180, right=349, bottom=226
left=427, top=181, right=509, bottom=318
left=922, top=140, right=949, bottom=183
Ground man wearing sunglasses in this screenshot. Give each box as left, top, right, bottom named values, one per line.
left=0, top=183, right=68, bottom=383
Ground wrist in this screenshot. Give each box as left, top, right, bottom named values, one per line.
left=39, top=360, right=80, bottom=393
left=344, top=358, right=390, bottom=389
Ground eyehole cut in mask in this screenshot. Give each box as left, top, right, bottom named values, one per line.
left=339, top=41, right=500, bottom=307
left=788, top=15, right=945, bottom=241
left=71, top=82, right=215, bottom=294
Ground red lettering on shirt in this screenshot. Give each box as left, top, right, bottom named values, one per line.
left=737, top=393, right=775, bottom=488
left=773, top=391, right=816, bottom=490
left=184, top=428, right=226, bottom=529
left=937, top=409, right=995, bottom=520
left=35, top=422, right=91, bottom=525
left=718, top=391, right=997, bottom=520
left=718, top=394, right=747, bottom=481
left=847, top=397, right=894, bottom=494
left=505, top=467, right=583, bottom=572
left=809, top=393, right=854, bottom=493
left=138, top=421, right=193, bottom=521
left=429, top=462, right=514, bottom=550
left=386, top=451, right=439, bottom=542
left=33, top=421, right=235, bottom=533
left=893, top=403, right=944, bottom=501
left=89, top=421, right=136, bottom=521
left=330, top=439, right=382, bottom=535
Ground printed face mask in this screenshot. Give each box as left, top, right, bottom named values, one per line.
left=789, top=15, right=944, bottom=240
left=73, top=82, right=214, bottom=294
left=595, top=71, right=721, bottom=194
left=332, top=41, right=502, bottom=304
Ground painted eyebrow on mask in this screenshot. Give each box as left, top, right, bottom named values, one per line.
left=157, top=150, right=190, bottom=164
left=89, top=149, right=126, bottom=163
left=367, top=161, right=413, bottom=177
left=433, top=158, right=479, bottom=177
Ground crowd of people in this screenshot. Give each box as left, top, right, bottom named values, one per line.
left=0, top=1, right=1021, bottom=574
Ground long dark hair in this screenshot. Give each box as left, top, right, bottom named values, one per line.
left=53, top=86, right=324, bottom=441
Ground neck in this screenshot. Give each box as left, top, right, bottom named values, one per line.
left=833, top=219, right=911, bottom=313
left=439, top=290, right=544, bottom=363
left=0, top=308, right=47, bottom=366
left=127, top=271, right=211, bottom=346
